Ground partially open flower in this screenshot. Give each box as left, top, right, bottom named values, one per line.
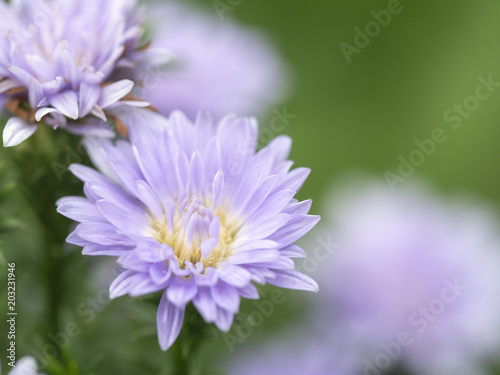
left=57, top=109, right=319, bottom=350
left=0, top=0, right=167, bottom=147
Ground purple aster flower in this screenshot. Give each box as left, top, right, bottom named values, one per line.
left=0, top=0, right=167, bottom=147
left=57, top=109, right=319, bottom=350
left=139, top=1, right=289, bottom=120
left=316, top=179, right=500, bottom=375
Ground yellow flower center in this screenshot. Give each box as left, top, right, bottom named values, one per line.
left=150, top=196, right=240, bottom=268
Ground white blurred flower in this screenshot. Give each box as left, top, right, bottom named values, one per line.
left=8, top=357, right=44, bottom=375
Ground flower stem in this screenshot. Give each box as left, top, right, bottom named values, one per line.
left=12, top=126, right=89, bottom=362
left=171, top=306, right=213, bottom=375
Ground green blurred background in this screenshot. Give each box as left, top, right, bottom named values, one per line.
left=214, top=0, right=500, bottom=205
left=1, top=0, right=500, bottom=374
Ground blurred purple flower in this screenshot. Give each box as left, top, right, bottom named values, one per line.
left=227, top=324, right=358, bottom=375
left=229, top=336, right=353, bottom=375
left=0, top=0, right=167, bottom=147
left=140, top=1, right=289, bottom=120
left=317, top=180, right=500, bottom=375
left=57, top=109, right=318, bottom=350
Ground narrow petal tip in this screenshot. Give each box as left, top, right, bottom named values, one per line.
left=3, top=117, right=38, bottom=147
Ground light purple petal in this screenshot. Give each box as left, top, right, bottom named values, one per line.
left=91, top=105, right=107, bottom=122
left=28, top=78, right=44, bottom=108
left=211, top=282, right=240, bottom=313
left=175, top=150, right=190, bottom=192
left=56, top=196, right=104, bottom=222
left=53, top=45, right=78, bottom=87
left=268, top=135, right=292, bottom=163
left=258, top=256, right=295, bottom=270
left=118, top=251, right=151, bottom=273
left=128, top=273, right=168, bottom=297
left=66, top=231, right=92, bottom=247
left=99, top=80, right=134, bottom=109
left=82, top=243, right=130, bottom=256
left=214, top=307, right=234, bottom=332
left=109, top=270, right=136, bottom=299
left=136, top=242, right=173, bottom=263
left=283, top=199, right=312, bottom=215
left=79, top=83, right=101, bottom=117
left=7, top=65, right=33, bottom=86
left=231, top=162, right=265, bottom=208
left=167, top=276, right=198, bottom=307
left=35, top=107, right=59, bottom=122
left=217, top=263, right=251, bottom=288
left=0, top=79, right=18, bottom=94
left=240, top=213, right=291, bottom=241
left=246, top=190, right=295, bottom=223
left=96, top=199, right=148, bottom=236
left=193, top=287, right=217, bottom=322
left=25, top=54, right=54, bottom=82
left=237, top=283, right=260, bottom=299
left=149, top=262, right=172, bottom=285
left=157, top=291, right=185, bottom=350
left=65, top=122, right=115, bottom=138
left=279, top=244, right=307, bottom=258
left=232, top=239, right=279, bottom=253
left=110, top=99, right=150, bottom=108
left=212, top=169, right=225, bottom=203
left=3, top=117, right=37, bottom=147
left=41, top=77, right=65, bottom=96
left=274, top=168, right=311, bottom=193
left=268, top=214, right=320, bottom=247
left=49, top=91, right=79, bottom=119
left=241, top=175, right=278, bottom=217
left=104, top=158, right=144, bottom=197
left=190, top=151, right=205, bottom=194
left=69, top=164, right=115, bottom=186
left=266, top=269, right=319, bottom=292
left=76, top=222, right=135, bottom=247
left=227, top=249, right=281, bottom=265
left=195, top=267, right=219, bottom=286
left=88, top=182, right=144, bottom=215
left=136, top=180, right=164, bottom=219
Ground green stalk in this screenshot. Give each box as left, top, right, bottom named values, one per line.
left=10, top=125, right=89, bottom=364
left=171, top=306, right=214, bottom=375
